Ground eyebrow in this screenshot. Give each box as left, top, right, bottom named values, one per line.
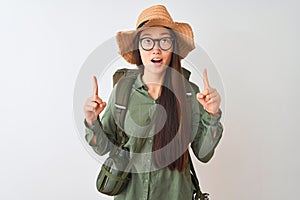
left=141, top=32, right=171, bottom=37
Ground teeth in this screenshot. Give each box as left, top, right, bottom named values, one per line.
left=152, top=58, right=162, bottom=62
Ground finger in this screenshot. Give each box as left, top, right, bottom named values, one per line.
left=203, top=68, right=210, bottom=90
left=93, top=96, right=103, bottom=104
left=100, top=102, right=107, bottom=108
left=85, top=105, right=96, bottom=112
left=209, top=89, right=220, bottom=99
left=205, top=90, right=217, bottom=100
left=206, top=88, right=219, bottom=100
left=88, top=101, right=99, bottom=109
left=203, top=88, right=210, bottom=96
left=207, top=94, right=221, bottom=106
left=207, top=93, right=218, bottom=101
left=206, top=95, right=215, bottom=102
left=198, top=88, right=209, bottom=99
left=208, top=87, right=216, bottom=94
left=196, top=93, right=204, bottom=101
left=206, top=97, right=216, bottom=105
left=96, top=102, right=107, bottom=113
left=85, top=97, right=97, bottom=108
left=197, top=93, right=203, bottom=99
left=197, top=92, right=206, bottom=99
left=199, top=90, right=209, bottom=101
left=205, top=95, right=210, bottom=102
left=93, top=76, right=98, bottom=97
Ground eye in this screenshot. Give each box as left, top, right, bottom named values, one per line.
left=143, top=38, right=152, bottom=43
left=161, top=38, right=173, bottom=46
left=161, top=38, right=168, bottom=43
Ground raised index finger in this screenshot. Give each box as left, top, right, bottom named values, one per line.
left=203, top=68, right=210, bottom=89
left=93, top=76, right=98, bottom=97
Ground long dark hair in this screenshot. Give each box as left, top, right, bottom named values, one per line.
left=133, top=30, right=190, bottom=173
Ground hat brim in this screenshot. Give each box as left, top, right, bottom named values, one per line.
left=116, top=19, right=195, bottom=64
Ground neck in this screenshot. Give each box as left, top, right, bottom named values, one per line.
left=142, top=70, right=166, bottom=100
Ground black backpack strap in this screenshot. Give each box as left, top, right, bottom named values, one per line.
left=189, top=152, right=210, bottom=200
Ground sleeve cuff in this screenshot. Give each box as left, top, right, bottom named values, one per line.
left=84, top=118, right=103, bottom=145
left=201, top=109, right=222, bottom=126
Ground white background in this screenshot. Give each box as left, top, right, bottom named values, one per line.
left=1, top=0, right=299, bottom=199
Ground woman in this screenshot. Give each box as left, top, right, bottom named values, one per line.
left=84, top=5, right=223, bottom=200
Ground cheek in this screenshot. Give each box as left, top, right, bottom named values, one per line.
left=139, top=48, right=150, bottom=64
left=140, top=51, right=149, bottom=64
left=164, top=51, right=173, bottom=65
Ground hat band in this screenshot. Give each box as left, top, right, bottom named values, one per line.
left=137, top=20, right=149, bottom=29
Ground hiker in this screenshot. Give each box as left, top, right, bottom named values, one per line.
left=84, top=5, right=223, bottom=200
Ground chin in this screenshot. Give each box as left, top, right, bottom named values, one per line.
left=144, top=63, right=168, bottom=74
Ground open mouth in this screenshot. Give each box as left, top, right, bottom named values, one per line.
left=151, top=58, right=162, bottom=63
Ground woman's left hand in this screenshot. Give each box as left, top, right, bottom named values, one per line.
left=196, top=68, right=221, bottom=116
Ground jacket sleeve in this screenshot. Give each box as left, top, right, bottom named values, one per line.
left=189, top=83, right=223, bottom=163
left=84, top=87, right=118, bottom=156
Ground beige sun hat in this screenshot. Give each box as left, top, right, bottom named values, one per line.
left=116, top=5, right=195, bottom=64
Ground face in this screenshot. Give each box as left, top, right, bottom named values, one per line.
left=139, top=27, right=174, bottom=75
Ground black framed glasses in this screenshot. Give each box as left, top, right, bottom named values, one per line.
left=139, top=37, right=174, bottom=51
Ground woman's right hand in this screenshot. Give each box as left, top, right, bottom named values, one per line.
left=84, top=76, right=107, bottom=127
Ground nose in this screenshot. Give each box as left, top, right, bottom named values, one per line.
left=152, top=41, right=161, bottom=54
